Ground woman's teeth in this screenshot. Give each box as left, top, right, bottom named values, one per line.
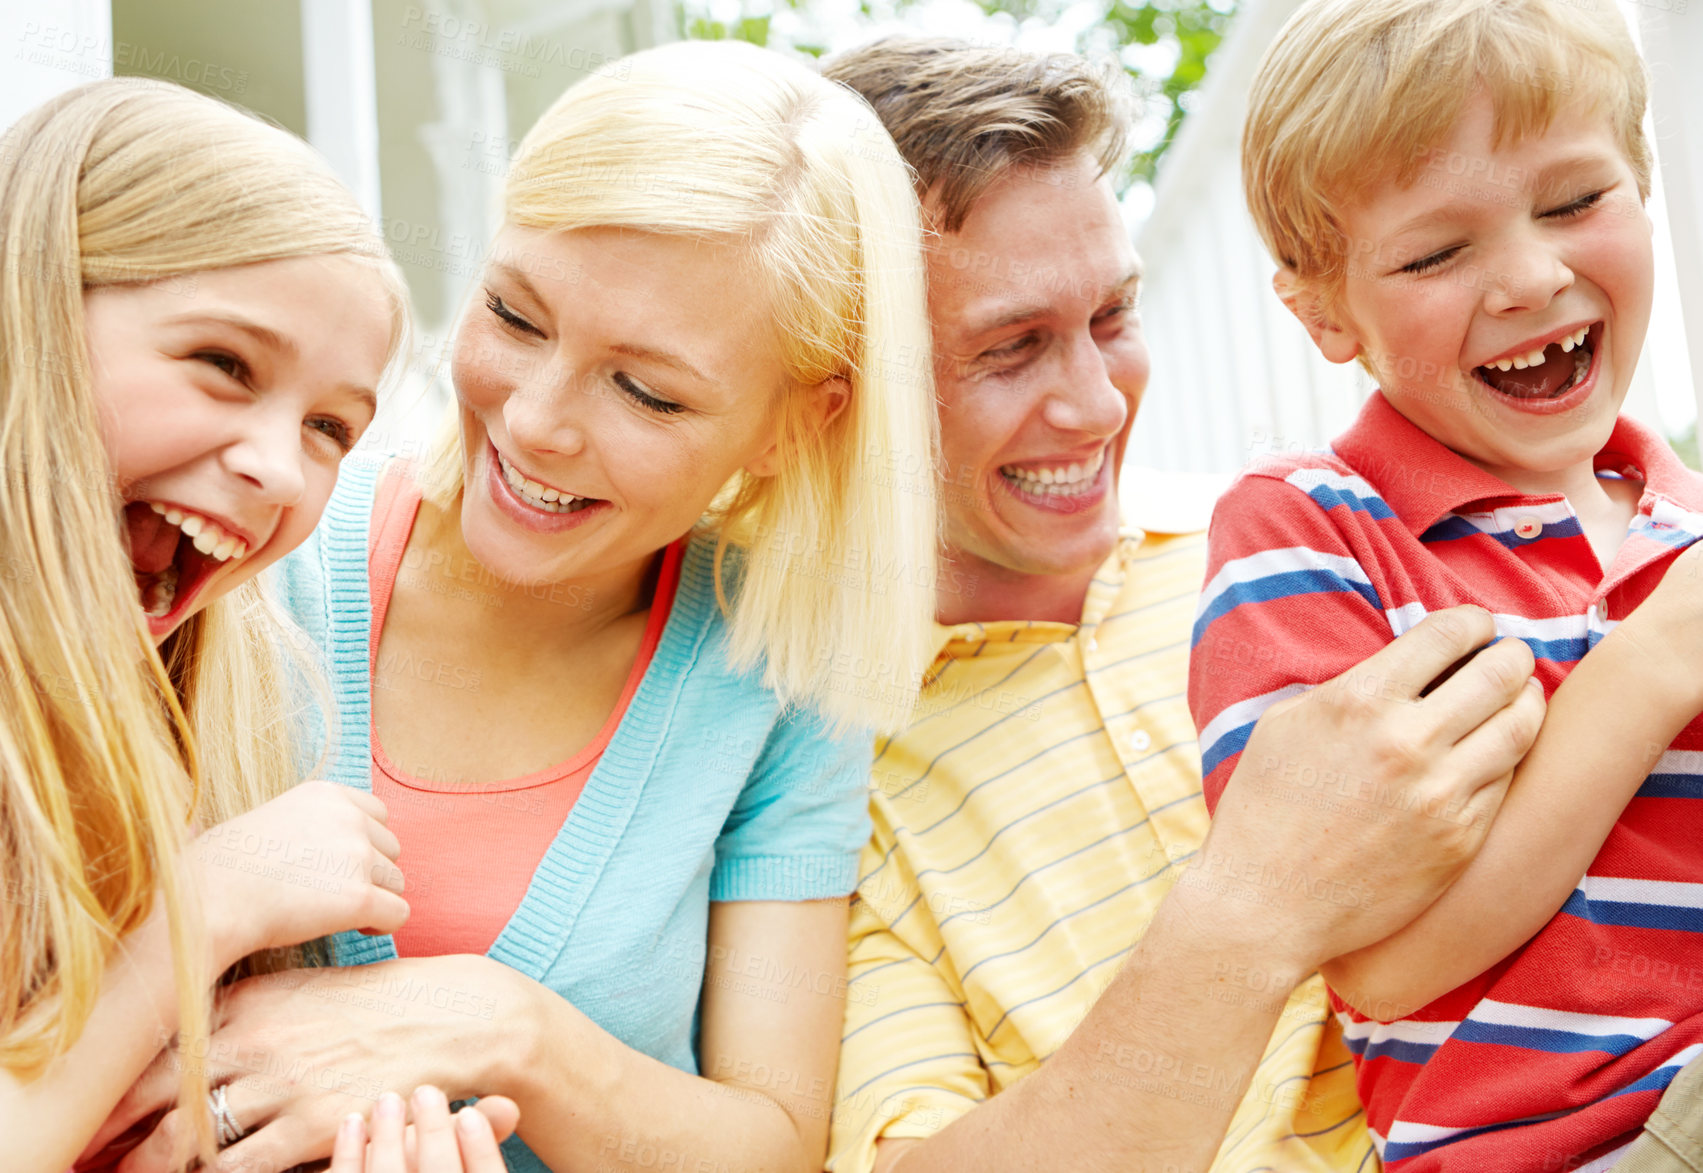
left=498, top=453, right=592, bottom=514
left=146, top=502, right=249, bottom=562
left=1484, top=325, right=1591, bottom=372
left=1001, top=449, right=1106, bottom=497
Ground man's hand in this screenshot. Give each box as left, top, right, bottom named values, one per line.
left=1196, top=604, right=1544, bottom=974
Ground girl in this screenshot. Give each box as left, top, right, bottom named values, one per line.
left=107, top=38, right=940, bottom=1173
left=0, top=77, right=417, bottom=1172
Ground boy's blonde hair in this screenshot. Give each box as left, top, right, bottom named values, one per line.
left=0, top=77, right=405, bottom=1160
left=422, top=40, right=939, bottom=734
left=1244, top=0, right=1650, bottom=295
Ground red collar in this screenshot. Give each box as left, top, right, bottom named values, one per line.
left=1330, top=392, right=1703, bottom=536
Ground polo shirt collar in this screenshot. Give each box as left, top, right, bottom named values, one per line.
left=929, top=531, right=1143, bottom=670
left=1331, top=391, right=1703, bottom=536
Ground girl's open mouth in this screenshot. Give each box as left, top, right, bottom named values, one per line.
left=123, top=501, right=250, bottom=635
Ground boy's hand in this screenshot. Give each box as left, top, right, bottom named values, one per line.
left=1196, top=605, right=1543, bottom=974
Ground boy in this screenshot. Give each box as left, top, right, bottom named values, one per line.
left=1191, top=0, right=1703, bottom=1168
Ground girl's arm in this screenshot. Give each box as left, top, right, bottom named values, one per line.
left=1323, top=545, right=1703, bottom=1018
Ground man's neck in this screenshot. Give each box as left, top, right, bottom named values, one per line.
left=935, top=548, right=1098, bottom=626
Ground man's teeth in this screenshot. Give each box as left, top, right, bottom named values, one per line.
left=145, top=502, right=249, bottom=562
left=498, top=453, right=588, bottom=514
left=1001, top=450, right=1106, bottom=496
left=1485, top=325, right=1591, bottom=372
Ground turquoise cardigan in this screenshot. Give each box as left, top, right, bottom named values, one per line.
left=267, top=454, right=871, bottom=1172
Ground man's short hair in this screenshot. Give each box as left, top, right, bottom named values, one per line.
left=823, top=36, right=1134, bottom=232
left=1244, top=0, right=1651, bottom=296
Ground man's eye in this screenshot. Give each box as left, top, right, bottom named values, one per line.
left=1399, top=246, right=1463, bottom=276
left=1094, top=299, right=1134, bottom=325
left=982, top=335, right=1036, bottom=362
left=1542, top=189, right=1607, bottom=219
left=485, top=291, right=542, bottom=336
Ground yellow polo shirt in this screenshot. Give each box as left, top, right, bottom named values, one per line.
left=827, top=529, right=1373, bottom=1173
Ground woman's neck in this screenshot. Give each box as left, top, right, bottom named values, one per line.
left=406, top=496, right=661, bottom=650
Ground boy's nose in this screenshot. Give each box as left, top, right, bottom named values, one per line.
left=1483, top=245, right=1574, bottom=316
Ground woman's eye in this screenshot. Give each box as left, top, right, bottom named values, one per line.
left=1399, top=246, right=1463, bottom=276
left=306, top=416, right=356, bottom=453
left=614, top=373, right=682, bottom=415
left=196, top=350, right=250, bottom=382
left=485, top=291, right=542, bottom=336
left=1542, top=189, right=1607, bottom=219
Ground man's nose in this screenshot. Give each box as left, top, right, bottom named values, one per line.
left=1041, top=331, right=1129, bottom=437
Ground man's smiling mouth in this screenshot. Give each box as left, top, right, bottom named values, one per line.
left=999, top=448, right=1106, bottom=498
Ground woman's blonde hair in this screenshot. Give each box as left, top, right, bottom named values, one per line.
left=422, top=40, right=939, bottom=733
left=0, top=77, right=406, bottom=1156
left=1244, top=0, right=1651, bottom=297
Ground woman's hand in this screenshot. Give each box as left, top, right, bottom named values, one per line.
left=93, top=956, right=524, bottom=1172
left=330, top=1087, right=517, bottom=1173
left=194, top=780, right=409, bottom=973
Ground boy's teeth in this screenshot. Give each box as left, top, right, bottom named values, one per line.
left=1492, top=327, right=1592, bottom=371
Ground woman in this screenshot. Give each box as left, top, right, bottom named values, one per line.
left=0, top=77, right=420, bottom=1173
left=104, top=39, right=939, bottom=1173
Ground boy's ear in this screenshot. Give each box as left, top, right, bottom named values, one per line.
left=745, top=375, right=850, bottom=479
left=1273, top=268, right=1361, bottom=365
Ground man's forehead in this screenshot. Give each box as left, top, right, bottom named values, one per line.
left=932, top=250, right=1143, bottom=337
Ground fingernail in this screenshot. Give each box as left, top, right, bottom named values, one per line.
left=340, top=1112, right=364, bottom=1140
left=457, top=1107, right=485, bottom=1136
left=413, top=1084, right=446, bottom=1111
left=378, top=1091, right=404, bottom=1120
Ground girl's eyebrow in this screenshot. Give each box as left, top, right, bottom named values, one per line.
left=163, top=312, right=294, bottom=357
left=610, top=342, right=709, bottom=384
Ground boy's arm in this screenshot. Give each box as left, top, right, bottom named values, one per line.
left=1323, top=543, right=1703, bottom=1016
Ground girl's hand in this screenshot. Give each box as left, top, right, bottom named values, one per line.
left=194, top=780, right=409, bottom=972
left=330, top=1087, right=516, bottom=1173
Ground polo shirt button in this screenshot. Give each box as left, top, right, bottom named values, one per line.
left=1514, top=517, right=1542, bottom=539
left=1596, top=599, right=1610, bottom=621
left=1129, top=730, right=1152, bottom=753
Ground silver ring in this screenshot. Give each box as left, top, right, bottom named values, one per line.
left=209, top=1083, right=244, bottom=1148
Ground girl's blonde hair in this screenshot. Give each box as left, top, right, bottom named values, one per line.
left=0, top=77, right=406, bottom=1155
left=423, top=40, right=939, bottom=734
left=1245, top=0, right=1651, bottom=297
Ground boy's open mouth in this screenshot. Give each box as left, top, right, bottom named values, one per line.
left=123, top=501, right=250, bottom=628
left=1472, top=323, right=1599, bottom=401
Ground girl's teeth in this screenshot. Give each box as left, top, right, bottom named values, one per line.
left=498, top=453, right=585, bottom=512
left=139, top=503, right=250, bottom=563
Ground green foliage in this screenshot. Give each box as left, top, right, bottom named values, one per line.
left=1674, top=422, right=1701, bottom=471
left=678, top=0, right=1239, bottom=182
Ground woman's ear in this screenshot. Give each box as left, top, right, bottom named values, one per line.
left=745, top=376, right=850, bottom=478
left=1273, top=268, right=1361, bottom=365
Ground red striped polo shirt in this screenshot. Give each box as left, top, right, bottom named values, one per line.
left=1188, top=392, right=1703, bottom=1172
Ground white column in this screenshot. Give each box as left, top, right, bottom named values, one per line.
left=301, top=0, right=384, bottom=220
left=1639, top=1, right=1703, bottom=426
left=2, top=0, right=111, bottom=132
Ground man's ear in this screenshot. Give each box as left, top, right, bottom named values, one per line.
left=1273, top=268, right=1360, bottom=365
left=745, top=375, right=851, bottom=479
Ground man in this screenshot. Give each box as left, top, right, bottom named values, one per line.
left=822, top=39, right=1546, bottom=1173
